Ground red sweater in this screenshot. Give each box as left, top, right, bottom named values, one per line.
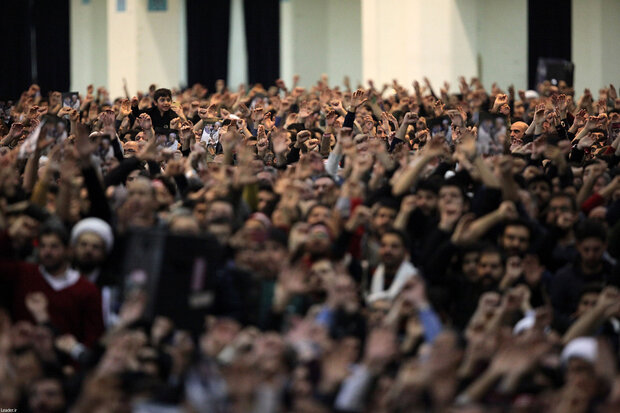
left=0, top=236, right=104, bottom=347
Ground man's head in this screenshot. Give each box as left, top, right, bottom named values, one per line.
left=510, top=121, right=528, bottom=143
left=370, top=199, right=398, bottom=236
left=527, top=175, right=552, bottom=209
left=574, top=284, right=602, bottom=318
left=257, top=185, right=278, bottom=215
left=475, top=245, right=504, bottom=286
left=169, top=209, right=201, bottom=235
left=460, top=247, right=480, bottom=281
left=500, top=220, right=531, bottom=256
left=153, top=88, right=172, bottom=114
left=546, top=192, right=578, bottom=232
left=206, top=217, right=234, bottom=246
left=306, top=203, right=332, bottom=226
left=438, top=181, right=467, bottom=219
left=205, top=199, right=235, bottom=224
left=575, top=219, right=607, bottom=270
left=313, top=174, right=338, bottom=205
left=28, top=376, right=66, bottom=413
left=414, top=178, right=439, bottom=215
left=70, top=218, right=114, bottom=274
left=38, top=223, right=69, bottom=273
left=379, top=229, right=410, bottom=270
left=191, top=200, right=208, bottom=229
left=127, top=176, right=157, bottom=213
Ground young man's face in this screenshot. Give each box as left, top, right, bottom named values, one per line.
left=257, top=190, right=276, bottom=214
left=476, top=252, right=503, bottom=285
left=438, top=185, right=465, bottom=217
left=306, top=205, right=331, bottom=226
left=154, top=95, right=172, bottom=113
left=462, top=251, right=480, bottom=280
left=575, top=291, right=599, bottom=318
left=528, top=181, right=551, bottom=207
left=73, top=232, right=107, bottom=273
left=577, top=237, right=606, bottom=268
left=371, top=206, right=397, bottom=236
left=39, top=234, right=67, bottom=273
left=500, top=225, right=530, bottom=256
left=415, top=189, right=438, bottom=215
left=546, top=196, right=576, bottom=228
left=28, top=378, right=66, bottom=413
left=379, top=233, right=407, bottom=269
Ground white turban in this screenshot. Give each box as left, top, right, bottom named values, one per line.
left=70, top=218, right=114, bottom=253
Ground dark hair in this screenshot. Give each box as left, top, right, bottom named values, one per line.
left=416, top=176, right=441, bottom=194
left=578, top=282, right=604, bottom=300
left=478, top=244, right=505, bottom=264
left=372, top=197, right=399, bottom=212
left=39, top=220, right=69, bottom=246
left=576, top=219, right=607, bottom=243
left=258, top=182, right=275, bottom=192
left=153, top=88, right=172, bottom=102
left=381, top=228, right=412, bottom=251
left=502, top=219, right=532, bottom=237
left=438, top=179, right=471, bottom=208
left=305, top=203, right=332, bottom=222
left=527, top=174, right=551, bottom=189
left=549, top=192, right=577, bottom=212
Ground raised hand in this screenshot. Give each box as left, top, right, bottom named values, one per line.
left=403, top=111, right=419, bottom=126
left=296, top=130, right=311, bottom=146
left=136, top=113, right=153, bottom=131
left=74, top=122, right=99, bottom=160
left=432, top=99, right=445, bottom=117
left=349, top=89, right=368, bottom=111
left=533, top=104, right=546, bottom=125
left=498, top=200, right=518, bottom=220
left=118, top=99, right=132, bottom=118
left=57, top=106, right=72, bottom=118
left=298, top=103, right=312, bottom=119
left=493, top=94, right=508, bottom=112
left=25, top=292, right=49, bottom=323
left=8, top=122, right=24, bottom=138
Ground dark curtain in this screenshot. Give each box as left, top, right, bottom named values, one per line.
left=186, top=0, right=231, bottom=93
left=0, top=0, right=69, bottom=100
left=243, top=0, right=279, bottom=87
left=34, top=0, right=70, bottom=96
left=527, top=0, right=571, bottom=89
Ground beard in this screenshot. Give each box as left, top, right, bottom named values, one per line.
left=73, top=257, right=101, bottom=274
left=41, top=258, right=65, bottom=274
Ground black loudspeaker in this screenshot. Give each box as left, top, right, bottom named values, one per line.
left=121, top=228, right=224, bottom=335
left=536, top=58, right=574, bottom=87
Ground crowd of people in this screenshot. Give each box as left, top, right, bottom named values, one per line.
left=1, top=73, right=620, bottom=412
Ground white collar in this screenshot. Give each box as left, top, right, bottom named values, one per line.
left=367, top=260, right=418, bottom=303
left=39, top=265, right=81, bottom=291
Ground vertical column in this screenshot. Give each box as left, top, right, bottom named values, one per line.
left=280, top=0, right=361, bottom=88
left=135, top=0, right=186, bottom=95
left=227, top=0, right=248, bottom=88
left=361, top=0, right=527, bottom=92
left=572, top=0, right=619, bottom=93
left=70, top=0, right=108, bottom=93
left=107, top=0, right=138, bottom=98
left=362, top=0, right=478, bottom=91
left=72, top=0, right=187, bottom=99
left=475, top=0, right=527, bottom=91
left=279, top=0, right=294, bottom=85
left=326, top=0, right=362, bottom=87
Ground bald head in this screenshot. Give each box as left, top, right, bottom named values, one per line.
left=510, top=121, right=528, bottom=142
